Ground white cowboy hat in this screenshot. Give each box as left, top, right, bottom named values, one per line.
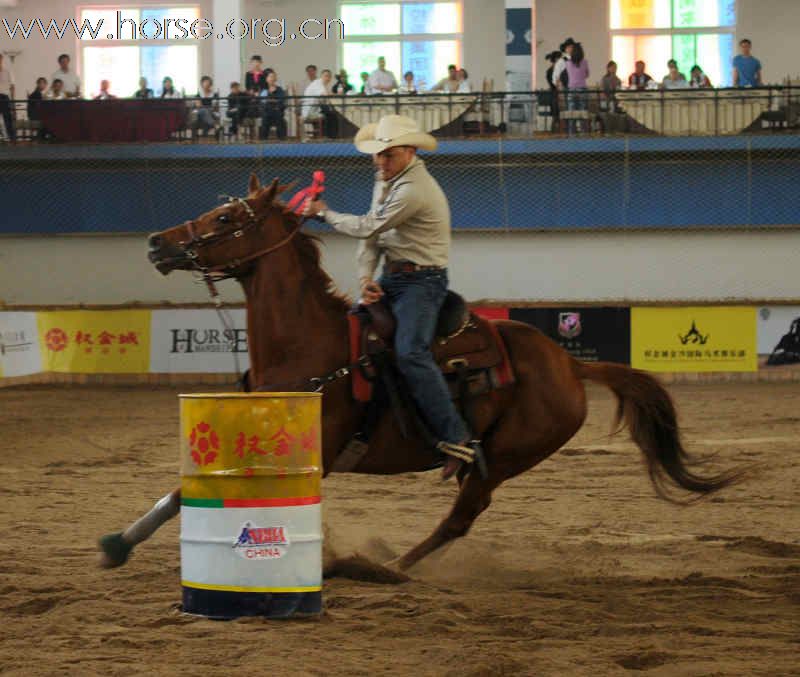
left=354, top=114, right=437, bottom=154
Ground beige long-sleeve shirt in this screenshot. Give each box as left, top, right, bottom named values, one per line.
left=324, top=156, right=451, bottom=282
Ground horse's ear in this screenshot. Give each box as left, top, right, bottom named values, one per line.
left=263, top=178, right=280, bottom=203
left=248, top=173, right=261, bottom=196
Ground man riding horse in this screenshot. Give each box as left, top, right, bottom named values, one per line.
left=304, top=114, right=485, bottom=480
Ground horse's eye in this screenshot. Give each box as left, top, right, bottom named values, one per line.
left=218, top=214, right=229, bottom=223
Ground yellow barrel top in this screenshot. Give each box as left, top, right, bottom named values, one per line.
left=179, top=393, right=323, bottom=399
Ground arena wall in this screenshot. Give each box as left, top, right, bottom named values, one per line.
left=1, top=229, right=797, bottom=306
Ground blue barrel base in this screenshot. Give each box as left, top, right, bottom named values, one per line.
left=182, top=587, right=322, bottom=620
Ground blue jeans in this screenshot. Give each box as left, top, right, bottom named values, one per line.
left=377, top=268, right=470, bottom=445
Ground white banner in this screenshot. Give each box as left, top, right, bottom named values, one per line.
left=757, top=306, right=800, bottom=355
left=0, top=312, right=42, bottom=378
left=149, top=309, right=250, bottom=373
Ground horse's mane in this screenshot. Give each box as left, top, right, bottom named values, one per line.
left=274, top=199, right=353, bottom=312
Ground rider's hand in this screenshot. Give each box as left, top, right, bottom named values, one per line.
left=360, top=279, right=384, bottom=305
left=304, top=199, right=328, bottom=218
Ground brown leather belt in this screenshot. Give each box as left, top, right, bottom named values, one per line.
left=385, top=261, right=445, bottom=274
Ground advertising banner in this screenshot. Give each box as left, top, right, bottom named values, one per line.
left=757, top=306, right=800, bottom=365
left=37, top=310, right=151, bottom=373
left=0, top=312, right=42, bottom=378
left=509, top=307, right=631, bottom=363
left=631, top=306, right=757, bottom=372
left=149, top=309, right=249, bottom=373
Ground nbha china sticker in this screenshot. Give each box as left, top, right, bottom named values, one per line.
left=233, top=523, right=290, bottom=560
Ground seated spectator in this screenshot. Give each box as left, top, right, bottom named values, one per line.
left=332, top=69, right=353, bottom=95
left=733, top=38, right=762, bottom=87
left=27, top=77, right=48, bottom=119
left=359, top=71, right=370, bottom=94
left=601, top=60, right=622, bottom=112
left=161, top=76, right=181, bottom=98
left=134, top=77, right=154, bottom=98
left=191, top=75, right=220, bottom=137
left=226, top=81, right=250, bottom=136
left=431, top=64, right=459, bottom=93
left=0, top=53, right=15, bottom=141
left=689, top=65, right=712, bottom=88
left=305, top=64, right=318, bottom=88
left=662, top=59, right=688, bottom=89
left=457, top=68, right=472, bottom=93
left=94, top=79, right=116, bottom=100
left=245, top=55, right=265, bottom=94
left=398, top=71, right=417, bottom=94
left=367, top=56, right=397, bottom=94
left=47, top=78, right=67, bottom=100
left=51, top=53, right=81, bottom=98
left=628, top=60, right=653, bottom=90
left=261, top=70, right=287, bottom=140
left=301, top=69, right=334, bottom=138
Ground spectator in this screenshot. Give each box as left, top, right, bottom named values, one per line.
left=332, top=69, right=353, bottom=95
left=367, top=56, right=397, bottom=93
left=261, top=69, right=287, bottom=140
left=27, top=77, right=47, bottom=120
left=245, top=55, right=265, bottom=94
left=689, top=65, right=712, bottom=88
left=601, top=60, right=622, bottom=112
left=564, top=41, right=590, bottom=134
left=160, top=76, right=181, bottom=99
left=226, top=81, right=249, bottom=136
left=544, top=50, right=562, bottom=127
left=431, top=64, right=459, bottom=93
left=47, top=78, right=66, bottom=100
left=0, top=53, right=15, bottom=141
left=94, top=79, right=116, bottom=100
left=191, top=75, right=220, bottom=137
left=628, top=60, right=653, bottom=90
left=733, top=38, right=762, bottom=87
left=359, top=71, right=370, bottom=95
left=305, top=64, right=318, bottom=87
left=302, top=68, right=333, bottom=138
left=51, top=54, right=81, bottom=98
left=457, top=68, right=472, bottom=93
left=398, top=71, right=417, bottom=94
left=134, top=77, right=153, bottom=98
left=551, top=38, right=574, bottom=89
left=662, top=59, right=688, bottom=89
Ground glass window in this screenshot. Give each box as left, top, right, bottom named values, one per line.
left=612, top=35, right=671, bottom=82
left=402, top=3, right=462, bottom=34
left=79, top=8, right=139, bottom=40
left=340, top=4, right=401, bottom=35
left=82, top=46, right=140, bottom=98
left=141, top=46, right=199, bottom=96
left=402, top=40, right=459, bottom=90
left=342, top=41, right=402, bottom=83
left=610, top=0, right=671, bottom=30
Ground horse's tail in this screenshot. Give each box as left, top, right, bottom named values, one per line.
left=574, top=360, right=748, bottom=502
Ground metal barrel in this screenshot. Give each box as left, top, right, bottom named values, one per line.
left=179, top=392, right=323, bottom=619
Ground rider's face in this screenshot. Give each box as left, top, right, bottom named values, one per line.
left=374, top=146, right=415, bottom=180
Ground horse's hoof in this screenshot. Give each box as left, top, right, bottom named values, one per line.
left=97, top=532, right=133, bottom=569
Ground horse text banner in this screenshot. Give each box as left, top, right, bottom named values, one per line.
left=631, top=306, right=757, bottom=372
left=37, top=310, right=151, bottom=374
left=0, top=312, right=41, bottom=378
left=509, top=307, right=631, bottom=364
left=149, top=309, right=250, bottom=374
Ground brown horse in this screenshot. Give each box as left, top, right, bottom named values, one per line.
left=100, top=174, right=745, bottom=571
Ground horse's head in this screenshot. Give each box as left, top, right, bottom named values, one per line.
left=147, top=174, right=292, bottom=277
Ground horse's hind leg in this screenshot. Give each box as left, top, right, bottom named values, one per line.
left=98, top=488, right=181, bottom=568
left=393, top=471, right=499, bottom=571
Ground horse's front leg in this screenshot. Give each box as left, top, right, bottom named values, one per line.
left=97, top=488, right=181, bottom=568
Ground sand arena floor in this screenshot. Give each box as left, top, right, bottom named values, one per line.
left=0, top=382, right=798, bottom=676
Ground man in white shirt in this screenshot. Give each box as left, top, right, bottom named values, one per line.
left=367, top=57, right=398, bottom=94
left=0, top=53, right=15, bottom=141
left=51, top=54, right=81, bottom=98
left=301, top=69, right=333, bottom=138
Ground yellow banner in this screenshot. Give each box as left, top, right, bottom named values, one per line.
left=37, top=311, right=151, bottom=373
left=632, top=307, right=757, bottom=372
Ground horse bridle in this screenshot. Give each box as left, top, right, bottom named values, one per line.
left=176, top=195, right=303, bottom=279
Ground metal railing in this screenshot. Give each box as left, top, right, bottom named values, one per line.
left=2, top=86, right=800, bottom=144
